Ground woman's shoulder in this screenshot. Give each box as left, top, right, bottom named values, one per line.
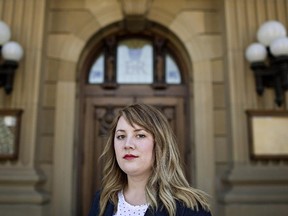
left=88, top=191, right=115, bottom=216
left=176, top=200, right=212, bottom=216
left=88, top=191, right=101, bottom=216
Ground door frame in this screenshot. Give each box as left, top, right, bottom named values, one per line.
left=51, top=8, right=216, bottom=216
left=79, top=93, right=190, bottom=216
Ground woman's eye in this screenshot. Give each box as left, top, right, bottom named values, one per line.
left=116, top=135, right=125, bottom=140
left=136, top=134, right=146, bottom=138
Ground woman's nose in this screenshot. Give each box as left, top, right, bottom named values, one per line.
left=124, top=136, right=135, bottom=149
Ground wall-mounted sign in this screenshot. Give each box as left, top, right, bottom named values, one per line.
left=0, top=109, right=22, bottom=160
left=246, top=110, right=288, bottom=160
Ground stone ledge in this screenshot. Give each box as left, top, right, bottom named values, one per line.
left=222, top=203, right=288, bottom=216
left=0, top=204, right=45, bottom=216
left=223, top=165, right=288, bottom=184
left=0, top=168, right=45, bottom=184
left=0, top=190, right=49, bottom=204
left=220, top=165, right=288, bottom=203
left=0, top=168, right=50, bottom=204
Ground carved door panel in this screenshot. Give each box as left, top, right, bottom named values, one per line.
left=135, top=97, right=191, bottom=183
left=136, top=97, right=187, bottom=160
left=81, top=97, right=133, bottom=216
left=81, top=96, right=188, bottom=216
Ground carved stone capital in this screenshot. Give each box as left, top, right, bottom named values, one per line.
left=119, top=0, right=152, bottom=16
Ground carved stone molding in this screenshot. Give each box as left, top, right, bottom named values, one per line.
left=120, top=0, right=153, bottom=16
left=221, top=164, right=288, bottom=203
left=120, top=0, right=153, bottom=32
left=0, top=168, right=49, bottom=204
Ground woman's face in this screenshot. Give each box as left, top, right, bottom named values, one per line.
left=114, top=116, right=155, bottom=180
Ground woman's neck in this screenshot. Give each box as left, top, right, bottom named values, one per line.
left=123, top=176, right=148, bottom=205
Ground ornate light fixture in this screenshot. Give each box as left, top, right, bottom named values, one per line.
left=0, top=20, right=24, bottom=94
left=245, top=20, right=288, bottom=107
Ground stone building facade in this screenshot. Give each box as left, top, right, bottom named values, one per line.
left=0, top=0, right=288, bottom=216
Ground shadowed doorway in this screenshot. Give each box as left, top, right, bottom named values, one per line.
left=77, top=21, right=192, bottom=216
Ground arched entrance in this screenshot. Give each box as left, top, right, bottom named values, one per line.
left=77, top=21, right=192, bottom=216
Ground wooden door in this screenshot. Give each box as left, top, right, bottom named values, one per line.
left=80, top=96, right=188, bottom=216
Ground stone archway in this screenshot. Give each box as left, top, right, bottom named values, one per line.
left=51, top=1, right=216, bottom=215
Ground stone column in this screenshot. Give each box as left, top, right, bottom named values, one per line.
left=222, top=1, right=288, bottom=215
left=0, top=0, right=49, bottom=215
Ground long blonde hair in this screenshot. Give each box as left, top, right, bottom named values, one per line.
left=99, top=103, right=210, bottom=216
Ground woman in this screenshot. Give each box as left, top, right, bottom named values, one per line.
left=88, top=103, right=212, bottom=216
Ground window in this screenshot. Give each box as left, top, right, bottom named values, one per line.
left=88, top=53, right=104, bottom=84
left=117, top=39, right=153, bottom=84
left=88, top=37, right=182, bottom=86
left=165, top=53, right=181, bottom=84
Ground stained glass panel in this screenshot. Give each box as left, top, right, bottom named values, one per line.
left=166, top=53, right=181, bottom=84
left=88, top=53, right=104, bottom=84
left=87, top=39, right=182, bottom=85
left=117, top=39, right=153, bottom=84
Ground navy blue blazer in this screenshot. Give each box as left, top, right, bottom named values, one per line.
left=88, top=191, right=212, bottom=216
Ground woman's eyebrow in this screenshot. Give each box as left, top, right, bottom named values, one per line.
left=115, top=128, right=146, bottom=133
left=134, top=129, right=146, bottom=132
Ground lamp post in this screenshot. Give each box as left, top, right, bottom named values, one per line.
left=245, top=20, right=288, bottom=107
left=0, top=20, right=24, bottom=94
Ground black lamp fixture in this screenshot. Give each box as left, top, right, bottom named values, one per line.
left=0, top=20, right=24, bottom=94
left=245, top=20, right=288, bottom=107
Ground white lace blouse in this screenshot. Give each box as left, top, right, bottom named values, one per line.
left=113, top=191, right=149, bottom=216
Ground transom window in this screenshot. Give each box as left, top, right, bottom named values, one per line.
left=88, top=36, right=182, bottom=88
left=117, top=39, right=153, bottom=84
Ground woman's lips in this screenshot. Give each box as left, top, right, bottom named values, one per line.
left=123, top=154, right=138, bottom=160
